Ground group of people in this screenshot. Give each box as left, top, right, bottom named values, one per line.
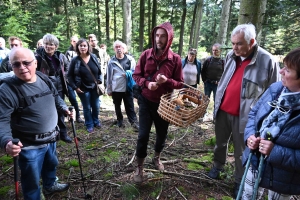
left=0, top=21, right=300, bottom=200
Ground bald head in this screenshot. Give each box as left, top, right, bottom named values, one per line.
left=10, top=47, right=37, bottom=83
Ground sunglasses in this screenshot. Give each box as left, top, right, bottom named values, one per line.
left=267, top=100, right=291, bottom=114
left=11, top=59, right=35, bottom=69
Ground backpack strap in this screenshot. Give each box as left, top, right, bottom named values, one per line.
left=2, top=72, right=56, bottom=114
left=1, top=78, right=31, bottom=114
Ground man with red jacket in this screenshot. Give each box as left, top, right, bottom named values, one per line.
left=132, top=22, right=183, bottom=183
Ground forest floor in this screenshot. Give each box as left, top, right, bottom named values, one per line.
left=1, top=91, right=298, bottom=199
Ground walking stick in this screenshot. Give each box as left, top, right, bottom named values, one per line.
left=252, top=132, right=272, bottom=200
left=12, top=138, right=20, bottom=200
left=236, top=131, right=259, bottom=200
left=68, top=106, right=92, bottom=199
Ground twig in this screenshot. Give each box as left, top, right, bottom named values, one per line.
left=165, top=137, right=175, bottom=149
left=144, top=168, right=231, bottom=188
left=177, top=127, right=189, bottom=142
left=175, top=187, right=187, bottom=200
left=161, top=159, right=180, bottom=164
left=101, top=141, right=116, bottom=149
left=156, top=181, right=163, bottom=200
left=126, top=150, right=136, bottom=166
left=0, top=165, right=13, bottom=177
left=89, top=179, right=121, bottom=187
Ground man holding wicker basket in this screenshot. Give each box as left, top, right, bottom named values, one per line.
left=132, top=22, right=183, bottom=183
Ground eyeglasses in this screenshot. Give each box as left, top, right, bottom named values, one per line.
left=267, top=100, right=291, bottom=114
left=11, top=59, right=35, bottom=68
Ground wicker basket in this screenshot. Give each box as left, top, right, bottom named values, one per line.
left=157, top=84, right=210, bottom=127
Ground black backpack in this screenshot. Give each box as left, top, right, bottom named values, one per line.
left=0, top=71, right=56, bottom=114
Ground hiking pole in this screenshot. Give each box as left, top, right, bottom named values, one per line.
left=68, top=106, right=92, bottom=199
left=236, top=131, right=259, bottom=200
left=252, top=132, right=272, bottom=200
left=12, top=138, right=20, bottom=200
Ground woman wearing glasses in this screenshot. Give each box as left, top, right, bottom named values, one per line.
left=241, top=48, right=300, bottom=199
left=181, top=48, right=201, bottom=88
left=67, top=39, right=102, bottom=133
left=35, top=34, right=72, bottom=143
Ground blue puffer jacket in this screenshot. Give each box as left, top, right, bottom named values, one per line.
left=243, top=81, right=300, bottom=195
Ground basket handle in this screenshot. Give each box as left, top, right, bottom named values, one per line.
left=180, top=83, right=207, bottom=104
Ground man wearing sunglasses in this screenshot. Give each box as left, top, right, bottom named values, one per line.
left=0, top=47, right=71, bottom=199
left=0, top=36, right=23, bottom=73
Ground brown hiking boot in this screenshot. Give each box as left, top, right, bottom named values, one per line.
left=133, top=165, right=144, bottom=183
left=152, top=156, right=164, bottom=171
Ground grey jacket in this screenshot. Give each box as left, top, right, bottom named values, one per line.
left=214, top=45, right=280, bottom=133
left=106, top=54, right=136, bottom=94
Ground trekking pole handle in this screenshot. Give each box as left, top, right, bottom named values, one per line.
left=12, top=138, right=20, bottom=146
left=68, top=106, right=74, bottom=112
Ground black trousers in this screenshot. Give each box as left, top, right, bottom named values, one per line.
left=136, top=95, right=169, bottom=158
left=112, top=91, right=137, bottom=123
left=57, top=91, right=67, bottom=136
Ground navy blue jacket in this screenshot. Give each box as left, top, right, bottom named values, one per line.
left=181, top=57, right=201, bottom=84
left=243, top=81, right=300, bottom=195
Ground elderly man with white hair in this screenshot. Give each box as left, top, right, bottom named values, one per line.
left=207, top=23, right=280, bottom=198
left=106, top=40, right=139, bottom=130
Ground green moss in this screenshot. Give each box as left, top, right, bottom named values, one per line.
left=0, top=186, right=11, bottom=195
left=222, top=196, right=233, bottom=200
left=120, top=138, right=127, bottom=143
left=204, top=136, right=216, bottom=146
left=104, top=172, right=113, bottom=180
left=187, top=162, right=204, bottom=170
left=0, top=155, right=13, bottom=165
left=199, top=153, right=213, bottom=162
left=65, top=159, right=79, bottom=167
left=120, top=183, right=139, bottom=200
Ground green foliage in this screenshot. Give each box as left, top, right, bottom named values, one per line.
left=228, top=141, right=234, bottom=153
left=205, top=136, right=216, bottom=146
left=102, top=149, right=120, bottom=163
left=103, top=172, right=113, bottom=180
left=0, top=186, right=11, bottom=196
left=120, top=138, right=127, bottom=143
left=65, top=159, right=79, bottom=167
left=187, top=162, right=204, bottom=170
left=120, top=183, right=140, bottom=200
left=222, top=197, right=233, bottom=200
left=0, top=155, right=13, bottom=165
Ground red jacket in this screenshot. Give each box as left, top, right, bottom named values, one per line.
left=133, top=22, right=183, bottom=103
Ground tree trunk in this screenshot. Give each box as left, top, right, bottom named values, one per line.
left=192, top=0, right=204, bottom=48
left=64, top=0, right=70, bottom=39
left=139, top=0, right=145, bottom=52
left=189, top=4, right=197, bottom=47
left=113, top=0, right=116, bottom=41
left=105, top=0, right=110, bottom=41
left=96, top=0, right=101, bottom=42
left=123, top=0, right=132, bottom=49
left=178, top=0, right=187, bottom=56
left=217, top=0, right=231, bottom=45
left=238, top=0, right=267, bottom=44
left=151, top=0, right=157, bottom=34
left=147, top=0, right=152, bottom=48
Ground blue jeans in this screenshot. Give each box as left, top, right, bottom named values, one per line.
left=112, top=91, right=137, bottom=123
left=18, top=143, right=58, bottom=200
left=67, top=84, right=80, bottom=117
left=204, top=82, right=218, bottom=101
left=77, top=88, right=100, bottom=129
left=136, top=95, right=169, bottom=158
